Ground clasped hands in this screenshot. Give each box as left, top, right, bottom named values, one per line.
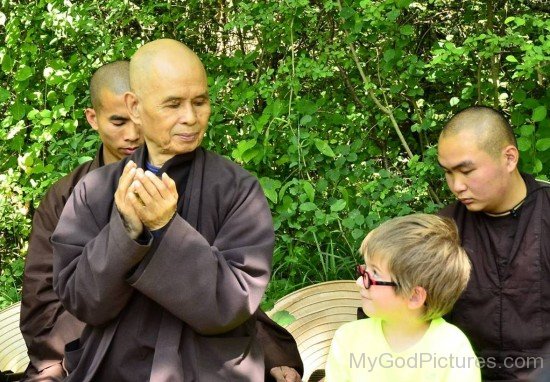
left=115, top=160, right=178, bottom=240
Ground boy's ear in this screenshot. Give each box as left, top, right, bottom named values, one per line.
left=407, top=286, right=427, bottom=310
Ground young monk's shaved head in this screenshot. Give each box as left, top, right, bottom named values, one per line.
left=129, top=39, right=206, bottom=96
left=440, top=106, right=517, bottom=158
left=89, top=61, right=130, bottom=110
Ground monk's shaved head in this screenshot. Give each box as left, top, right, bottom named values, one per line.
left=89, top=61, right=130, bottom=110
left=440, top=106, right=517, bottom=158
left=129, top=39, right=206, bottom=96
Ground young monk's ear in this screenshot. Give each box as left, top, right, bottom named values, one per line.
left=407, top=286, right=427, bottom=310
left=503, top=145, right=519, bottom=172
left=124, top=91, right=141, bottom=125
left=85, top=108, right=99, bottom=131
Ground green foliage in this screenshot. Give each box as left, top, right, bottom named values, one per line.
left=270, top=310, right=297, bottom=327
left=0, top=169, right=29, bottom=307
left=0, top=0, right=549, bottom=307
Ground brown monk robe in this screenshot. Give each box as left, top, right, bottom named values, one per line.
left=19, top=152, right=100, bottom=380
left=52, top=146, right=273, bottom=381
left=22, top=147, right=303, bottom=381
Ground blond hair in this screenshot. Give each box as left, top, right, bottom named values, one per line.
left=360, top=214, right=470, bottom=321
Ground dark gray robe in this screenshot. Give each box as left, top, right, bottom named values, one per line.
left=441, top=174, right=550, bottom=381
left=52, top=146, right=274, bottom=381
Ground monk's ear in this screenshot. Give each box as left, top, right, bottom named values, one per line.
left=503, top=145, right=519, bottom=172
left=85, top=108, right=99, bottom=131
left=407, top=286, right=427, bottom=311
left=124, top=91, right=141, bottom=125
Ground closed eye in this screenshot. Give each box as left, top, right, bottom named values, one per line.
left=193, top=98, right=209, bottom=107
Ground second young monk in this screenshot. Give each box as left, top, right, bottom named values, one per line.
left=325, top=214, right=480, bottom=381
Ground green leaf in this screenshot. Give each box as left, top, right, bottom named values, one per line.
left=514, top=17, right=526, bottom=26
left=259, top=177, right=281, bottom=204
left=1, top=54, right=13, bottom=72
left=383, top=49, right=395, bottom=61
left=449, top=97, right=459, bottom=106
left=341, top=7, right=355, bottom=19
left=352, top=229, right=365, bottom=240
left=400, top=25, right=414, bottom=36
left=78, top=156, right=94, bottom=165
left=0, top=87, right=10, bottom=103
left=232, top=139, right=257, bottom=162
left=15, top=66, right=33, bottom=81
left=396, top=0, right=413, bottom=8
left=512, top=90, right=526, bottom=103
left=64, top=94, right=76, bottom=108
left=10, top=101, right=25, bottom=120
left=40, top=118, right=52, bottom=126
left=533, top=158, right=543, bottom=173
left=330, top=199, right=346, bottom=212
left=302, top=181, right=315, bottom=202
left=299, top=202, right=317, bottom=212
left=536, top=138, right=550, bottom=152
left=300, top=115, right=312, bottom=125
left=314, top=138, right=335, bottom=157
left=532, top=106, right=547, bottom=122
left=505, top=55, right=518, bottom=63
left=271, top=310, right=296, bottom=327
left=520, top=125, right=535, bottom=136
left=24, top=155, right=34, bottom=167
left=517, top=137, right=531, bottom=152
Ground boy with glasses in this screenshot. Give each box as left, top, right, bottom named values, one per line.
left=325, top=214, right=480, bottom=381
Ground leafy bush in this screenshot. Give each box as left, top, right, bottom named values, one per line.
left=0, top=0, right=548, bottom=308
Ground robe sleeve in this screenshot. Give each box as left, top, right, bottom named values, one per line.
left=127, top=176, right=274, bottom=335
left=20, top=181, right=84, bottom=375
left=52, top=181, right=152, bottom=326
left=256, top=309, right=304, bottom=381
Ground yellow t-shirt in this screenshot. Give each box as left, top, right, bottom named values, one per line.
left=325, top=317, right=481, bottom=382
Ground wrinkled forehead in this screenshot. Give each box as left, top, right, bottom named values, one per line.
left=132, top=48, right=207, bottom=90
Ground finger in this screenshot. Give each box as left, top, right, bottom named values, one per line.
left=118, top=163, right=137, bottom=192
left=270, top=367, right=284, bottom=381
left=132, top=180, right=153, bottom=206
left=282, top=367, right=301, bottom=382
left=162, top=173, right=178, bottom=197
left=127, top=188, right=149, bottom=222
left=135, top=170, right=163, bottom=200
left=287, top=373, right=300, bottom=382
left=143, top=170, right=172, bottom=199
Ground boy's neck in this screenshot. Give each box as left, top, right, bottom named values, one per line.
left=381, top=316, right=431, bottom=353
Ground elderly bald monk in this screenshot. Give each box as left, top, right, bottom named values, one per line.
left=52, top=39, right=276, bottom=381
left=438, top=106, right=550, bottom=380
